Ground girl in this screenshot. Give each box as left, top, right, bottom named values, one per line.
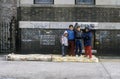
left=61, top=33, right=68, bottom=57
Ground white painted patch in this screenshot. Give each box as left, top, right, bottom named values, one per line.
left=50, top=22, right=75, bottom=29
left=19, top=21, right=97, bottom=29
left=19, top=21, right=120, bottom=29
left=19, top=21, right=49, bottom=28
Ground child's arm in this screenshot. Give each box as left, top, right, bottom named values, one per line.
left=61, top=36, right=64, bottom=45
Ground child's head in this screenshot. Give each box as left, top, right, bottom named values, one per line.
left=76, top=26, right=81, bottom=31
left=69, top=25, right=74, bottom=30
left=85, top=27, right=90, bottom=32
left=64, top=33, right=68, bottom=37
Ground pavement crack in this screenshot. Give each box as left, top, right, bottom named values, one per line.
left=100, top=62, right=112, bottom=79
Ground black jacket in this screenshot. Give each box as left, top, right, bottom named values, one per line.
left=74, top=30, right=82, bottom=39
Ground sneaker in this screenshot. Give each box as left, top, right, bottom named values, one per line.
left=62, top=55, right=66, bottom=57
left=76, top=55, right=79, bottom=57
left=76, top=55, right=82, bottom=57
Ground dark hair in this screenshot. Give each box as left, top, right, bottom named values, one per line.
left=85, top=27, right=90, bottom=30
left=84, top=27, right=91, bottom=32
left=77, top=26, right=80, bottom=28
left=69, top=25, right=73, bottom=28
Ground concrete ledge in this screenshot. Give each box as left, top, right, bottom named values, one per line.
left=52, top=55, right=99, bottom=62
left=6, top=54, right=99, bottom=63
left=7, top=54, right=52, bottom=61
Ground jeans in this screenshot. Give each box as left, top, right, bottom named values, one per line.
left=75, top=39, right=82, bottom=56
left=62, top=45, right=68, bottom=56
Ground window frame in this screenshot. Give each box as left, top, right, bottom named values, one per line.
left=75, top=0, right=95, bottom=5
left=34, top=0, right=54, bottom=4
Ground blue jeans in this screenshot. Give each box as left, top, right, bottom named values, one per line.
left=62, top=45, right=68, bottom=56
left=75, top=39, right=82, bottom=56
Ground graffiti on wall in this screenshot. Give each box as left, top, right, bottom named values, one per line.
left=40, top=35, right=55, bottom=45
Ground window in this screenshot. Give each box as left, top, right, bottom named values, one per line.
left=34, top=0, right=54, bottom=4
left=76, top=0, right=94, bottom=5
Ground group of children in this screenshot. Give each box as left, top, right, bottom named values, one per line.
left=61, top=24, right=92, bottom=59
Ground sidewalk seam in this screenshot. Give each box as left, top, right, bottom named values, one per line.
left=100, top=62, right=112, bottom=79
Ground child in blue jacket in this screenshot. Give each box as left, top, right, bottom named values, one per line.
left=64, top=25, right=75, bottom=56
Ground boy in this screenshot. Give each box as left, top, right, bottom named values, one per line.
left=61, top=33, right=68, bottom=57
left=64, top=25, right=75, bottom=56
left=82, top=27, right=92, bottom=59
left=74, top=26, right=83, bottom=57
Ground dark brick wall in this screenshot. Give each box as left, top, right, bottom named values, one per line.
left=19, top=7, right=120, bottom=22
left=18, top=6, right=120, bottom=55
left=19, top=29, right=120, bottom=56
left=19, top=29, right=64, bottom=54
left=95, top=30, right=120, bottom=56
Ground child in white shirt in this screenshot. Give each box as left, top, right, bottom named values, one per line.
left=61, top=33, right=68, bottom=57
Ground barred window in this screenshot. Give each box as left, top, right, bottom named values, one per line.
left=76, top=0, right=94, bottom=5
left=34, top=0, right=54, bottom=4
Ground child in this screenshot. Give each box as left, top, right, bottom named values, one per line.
left=64, top=25, right=75, bottom=56
left=82, top=27, right=92, bottom=59
left=74, top=26, right=83, bottom=57
left=61, top=33, right=68, bottom=57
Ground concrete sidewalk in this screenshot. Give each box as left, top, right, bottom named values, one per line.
left=0, top=55, right=120, bottom=79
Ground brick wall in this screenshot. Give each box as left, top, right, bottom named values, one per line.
left=19, top=7, right=120, bottom=22
left=18, top=7, right=120, bottom=55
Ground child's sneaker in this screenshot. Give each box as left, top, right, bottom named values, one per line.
left=76, top=55, right=79, bottom=57
left=76, top=54, right=82, bottom=57
left=62, top=55, right=66, bottom=57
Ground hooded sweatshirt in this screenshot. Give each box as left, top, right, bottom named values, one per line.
left=82, top=27, right=92, bottom=46
left=61, top=34, right=68, bottom=46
